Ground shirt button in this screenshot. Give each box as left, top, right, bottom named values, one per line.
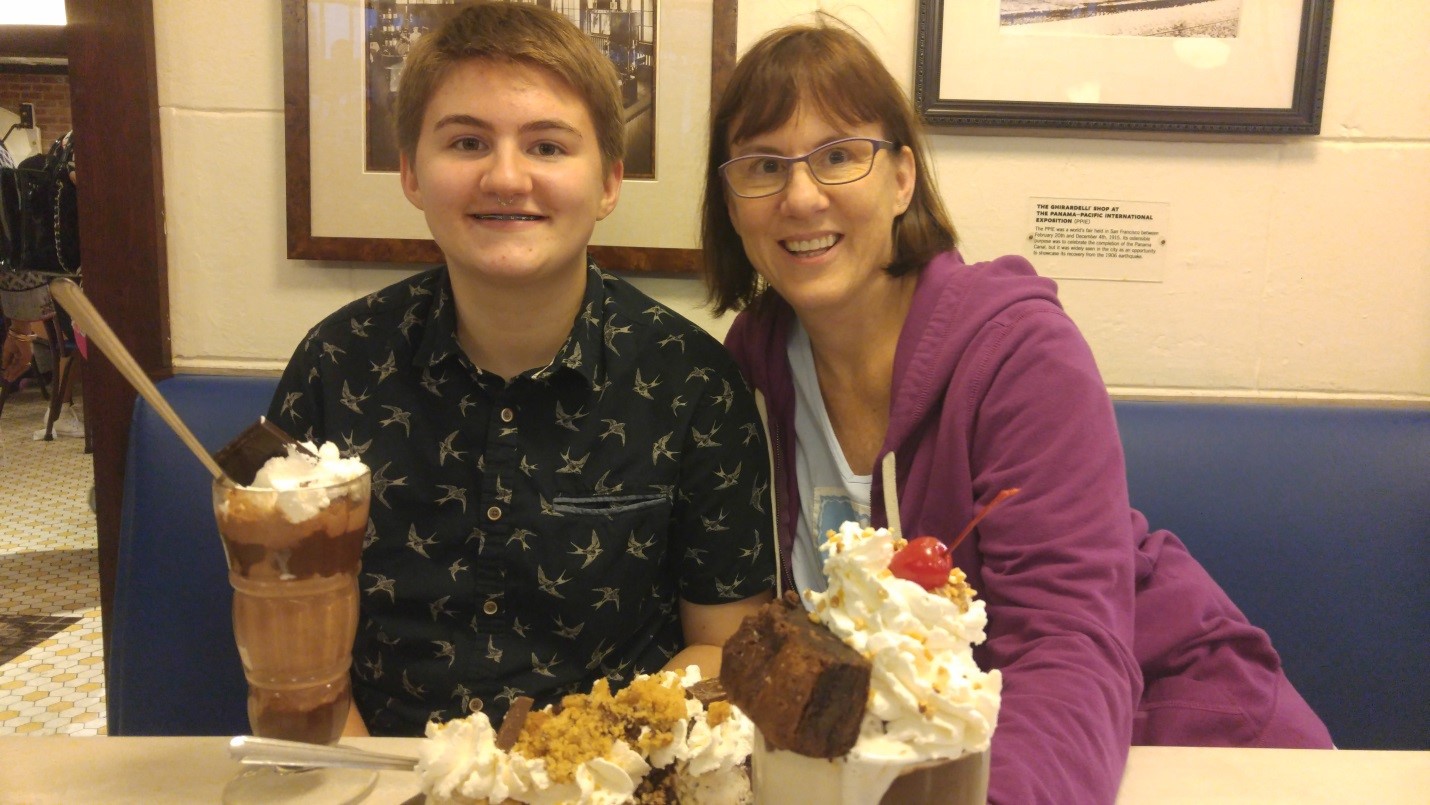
left=500, top=407, right=515, bottom=423
left=482, top=600, right=499, bottom=616
left=486, top=505, right=502, bottom=521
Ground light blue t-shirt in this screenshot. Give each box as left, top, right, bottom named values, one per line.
left=788, top=321, right=872, bottom=597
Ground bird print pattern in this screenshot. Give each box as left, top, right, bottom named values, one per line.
left=268, top=262, right=773, bottom=736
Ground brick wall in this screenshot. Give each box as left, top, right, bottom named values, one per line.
left=0, top=73, right=72, bottom=148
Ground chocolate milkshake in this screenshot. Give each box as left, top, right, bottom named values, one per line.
left=213, top=442, right=369, bottom=745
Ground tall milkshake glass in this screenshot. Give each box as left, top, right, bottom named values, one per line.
left=213, top=468, right=374, bottom=803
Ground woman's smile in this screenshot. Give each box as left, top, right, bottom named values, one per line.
left=782, top=233, right=841, bottom=257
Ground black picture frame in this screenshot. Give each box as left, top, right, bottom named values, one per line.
left=915, top=0, right=1334, bottom=135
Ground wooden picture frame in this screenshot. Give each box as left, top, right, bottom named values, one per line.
left=281, top=0, right=737, bottom=273
left=915, top=0, right=1334, bottom=135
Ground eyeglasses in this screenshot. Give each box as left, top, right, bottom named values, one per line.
left=718, top=137, right=898, bottom=199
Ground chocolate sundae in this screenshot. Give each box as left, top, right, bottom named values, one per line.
left=418, top=667, right=754, bottom=804
left=721, top=522, right=1001, bottom=804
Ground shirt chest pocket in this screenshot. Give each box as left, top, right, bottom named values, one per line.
left=550, top=493, right=669, bottom=517
left=537, top=494, right=674, bottom=578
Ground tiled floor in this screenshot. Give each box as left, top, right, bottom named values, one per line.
left=0, top=390, right=104, bottom=735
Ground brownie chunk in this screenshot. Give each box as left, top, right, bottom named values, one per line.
left=214, top=419, right=309, bottom=486
left=494, top=696, right=535, bottom=750
left=720, top=591, right=871, bottom=757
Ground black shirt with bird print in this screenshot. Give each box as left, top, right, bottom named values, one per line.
left=268, top=261, right=775, bottom=735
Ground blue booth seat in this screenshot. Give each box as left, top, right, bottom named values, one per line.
left=1115, top=401, right=1429, bottom=750
left=109, top=374, right=280, bottom=735
left=110, top=376, right=1428, bottom=748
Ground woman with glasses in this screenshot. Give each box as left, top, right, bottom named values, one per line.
left=702, top=20, right=1332, bottom=804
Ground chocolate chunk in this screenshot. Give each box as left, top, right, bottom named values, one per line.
left=495, top=696, right=535, bottom=750
left=214, top=419, right=310, bottom=486
left=686, top=677, right=728, bottom=706
left=720, top=591, right=871, bottom=758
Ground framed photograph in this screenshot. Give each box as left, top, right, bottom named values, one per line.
left=915, top=0, right=1334, bottom=134
left=282, top=0, right=737, bottom=273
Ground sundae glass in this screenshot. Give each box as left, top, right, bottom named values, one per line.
left=724, top=454, right=1010, bottom=804
left=212, top=451, right=372, bottom=803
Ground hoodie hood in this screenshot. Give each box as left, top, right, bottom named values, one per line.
left=887, top=251, right=1061, bottom=450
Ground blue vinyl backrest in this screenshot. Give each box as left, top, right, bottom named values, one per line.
left=110, top=374, right=280, bottom=735
left=110, top=380, right=1428, bottom=747
left=1114, top=401, right=1429, bottom=750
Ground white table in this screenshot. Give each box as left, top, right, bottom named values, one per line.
left=1, top=736, right=1425, bottom=803
left=1114, top=745, right=1427, bottom=803
left=0, top=737, right=425, bottom=804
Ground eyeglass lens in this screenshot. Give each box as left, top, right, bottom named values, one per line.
left=723, top=138, right=882, bottom=197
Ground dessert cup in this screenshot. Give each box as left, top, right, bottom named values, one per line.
left=212, top=470, right=374, bottom=804
left=750, top=732, right=989, bottom=804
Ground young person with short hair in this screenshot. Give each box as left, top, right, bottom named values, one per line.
left=270, top=1, right=774, bottom=737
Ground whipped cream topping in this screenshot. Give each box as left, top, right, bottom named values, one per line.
left=419, top=668, right=753, bottom=805
left=243, top=441, right=368, bottom=523
left=807, top=523, right=1001, bottom=763
left=420, top=712, right=573, bottom=805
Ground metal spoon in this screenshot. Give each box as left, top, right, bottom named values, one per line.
left=228, top=735, right=418, bottom=772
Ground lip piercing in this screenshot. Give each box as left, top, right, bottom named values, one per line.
left=497, top=197, right=515, bottom=207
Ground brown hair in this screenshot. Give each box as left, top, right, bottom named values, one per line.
left=393, top=0, right=624, bottom=170
left=702, top=20, right=957, bottom=315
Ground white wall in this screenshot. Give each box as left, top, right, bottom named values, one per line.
left=154, top=1, right=1428, bottom=402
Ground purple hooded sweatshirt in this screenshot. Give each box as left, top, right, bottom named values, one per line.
left=725, top=251, right=1332, bottom=804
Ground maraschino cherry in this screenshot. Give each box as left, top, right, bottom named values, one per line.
left=889, top=536, right=952, bottom=589
left=889, top=488, right=1021, bottom=590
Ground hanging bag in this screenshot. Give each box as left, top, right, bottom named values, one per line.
left=0, top=145, right=22, bottom=269
left=1, top=132, right=79, bottom=277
